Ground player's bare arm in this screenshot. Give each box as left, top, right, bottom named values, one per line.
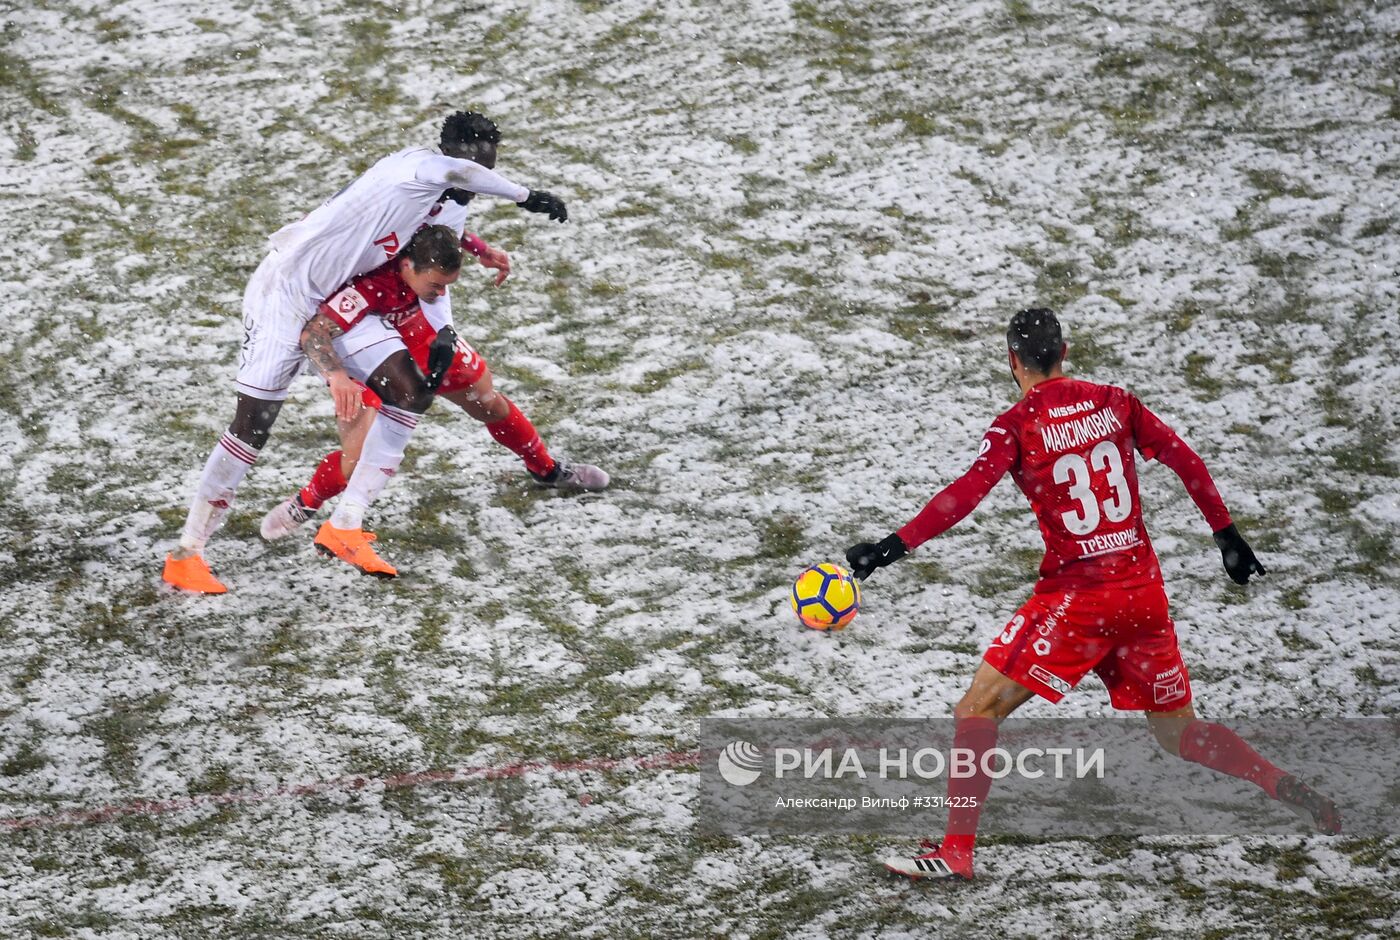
left=300, top=313, right=361, bottom=421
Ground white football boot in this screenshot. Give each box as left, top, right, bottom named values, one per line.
left=259, top=496, right=315, bottom=541
left=881, top=840, right=974, bottom=881
left=530, top=459, right=610, bottom=492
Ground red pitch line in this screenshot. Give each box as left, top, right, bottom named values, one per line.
left=0, top=749, right=706, bottom=832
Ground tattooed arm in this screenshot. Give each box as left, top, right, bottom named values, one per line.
left=301, top=312, right=362, bottom=420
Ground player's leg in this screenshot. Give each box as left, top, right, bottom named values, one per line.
left=431, top=346, right=607, bottom=493
left=313, top=320, right=435, bottom=576
left=165, top=360, right=296, bottom=592
left=882, top=663, right=1035, bottom=882
left=884, top=592, right=1115, bottom=881
left=1144, top=702, right=1341, bottom=832
left=1104, top=585, right=1341, bottom=833
left=410, top=318, right=607, bottom=490
left=260, top=399, right=373, bottom=541
left=164, top=262, right=307, bottom=592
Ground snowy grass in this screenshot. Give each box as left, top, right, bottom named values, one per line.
left=1, top=0, right=1398, bottom=936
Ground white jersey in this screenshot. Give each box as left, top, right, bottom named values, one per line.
left=418, top=197, right=471, bottom=332
left=260, top=147, right=527, bottom=324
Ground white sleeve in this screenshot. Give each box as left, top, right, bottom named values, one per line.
left=420, top=292, right=453, bottom=331
left=414, top=154, right=529, bottom=203
left=433, top=199, right=471, bottom=238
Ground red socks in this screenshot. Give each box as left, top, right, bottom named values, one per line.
left=299, top=450, right=348, bottom=511
left=942, top=716, right=999, bottom=855
left=926, top=717, right=1285, bottom=862
left=296, top=403, right=550, bottom=510
left=1179, top=720, right=1286, bottom=799
left=487, top=401, right=554, bottom=477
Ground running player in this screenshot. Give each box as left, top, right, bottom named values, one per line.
left=257, top=226, right=608, bottom=554
left=847, top=308, right=1340, bottom=882
left=163, top=111, right=568, bottom=594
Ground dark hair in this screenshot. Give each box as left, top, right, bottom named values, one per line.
left=402, top=225, right=462, bottom=274
left=1006, top=307, right=1064, bottom=373
left=441, top=111, right=500, bottom=150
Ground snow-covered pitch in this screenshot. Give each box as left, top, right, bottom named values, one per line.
left=1, top=1, right=1396, bottom=936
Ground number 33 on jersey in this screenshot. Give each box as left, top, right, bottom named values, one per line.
left=895, top=376, right=1233, bottom=594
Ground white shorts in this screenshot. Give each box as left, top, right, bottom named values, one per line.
left=234, top=254, right=407, bottom=400
left=332, top=317, right=409, bottom=384
left=234, top=254, right=317, bottom=402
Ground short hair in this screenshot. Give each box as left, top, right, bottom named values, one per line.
left=441, top=111, right=500, bottom=150
left=402, top=225, right=462, bottom=274
left=1006, top=307, right=1064, bottom=373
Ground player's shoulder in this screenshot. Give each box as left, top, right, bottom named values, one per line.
left=1049, top=376, right=1140, bottom=409
left=379, top=145, right=436, bottom=165
left=997, top=377, right=1124, bottom=428
left=344, top=259, right=403, bottom=305
left=364, top=147, right=442, bottom=183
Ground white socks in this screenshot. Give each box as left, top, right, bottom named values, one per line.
left=178, top=432, right=261, bottom=552
left=329, top=404, right=420, bottom=530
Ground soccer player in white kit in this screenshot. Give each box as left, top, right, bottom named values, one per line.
left=163, top=112, right=569, bottom=594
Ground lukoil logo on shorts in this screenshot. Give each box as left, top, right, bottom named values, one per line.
left=1153, top=670, right=1187, bottom=704
left=718, top=741, right=763, bottom=786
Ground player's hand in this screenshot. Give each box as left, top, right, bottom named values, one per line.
left=479, top=245, right=511, bottom=286
left=517, top=189, right=568, bottom=222
left=845, top=533, right=908, bottom=581
left=425, top=326, right=458, bottom=391
left=327, top=371, right=361, bottom=421
left=1213, top=523, right=1266, bottom=585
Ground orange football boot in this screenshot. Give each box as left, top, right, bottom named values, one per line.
left=314, top=522, right=398, bottom=579
left=162, top=554, right=228, bottom=594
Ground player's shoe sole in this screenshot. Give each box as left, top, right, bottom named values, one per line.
left=313, top=522, right=397, bottom=579
left=260, top=496, right=313, bottom=542
left=161, top=553, right=227, bottom=594
left=881, top=842, right=974, bottom=881
left=1277, top=775, right=1342, bottom=834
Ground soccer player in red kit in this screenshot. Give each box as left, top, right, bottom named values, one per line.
left=846, top=308, right=1340, bottom=882
left=268, top=224, right=607, bottom=576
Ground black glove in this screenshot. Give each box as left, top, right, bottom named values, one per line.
left=845, top=533, right=908, bottom=581
left=517, top=189, right=568, bottom=222
left=425, top=326, right=458, bottom=391
left=1213, top=523, right=1265, bottom=585
left=441, top=187, right=475, bottom=206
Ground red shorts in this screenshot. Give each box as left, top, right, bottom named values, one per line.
left=359, top=310, right=487, bottom=410
left=984, top=583, right=1192, bottom=711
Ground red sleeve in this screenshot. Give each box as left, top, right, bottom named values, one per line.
left=897, top=419, right=1018, bottom=551
left=462, top=233, right=489, bottom=258
left=1130, top=395, right=1232, bottom=532
left=320, top=283, right=372, bottom=332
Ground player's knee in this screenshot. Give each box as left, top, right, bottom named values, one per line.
left=953, top=699, right=998, bottom=722
left=403, top=384, right=435, bottom=413
left=375, top=375, right=434, bottom=413
left=1147, top=718, right=1184, bottom=757
left=482, top=392, right=511, bottom=423
left=230, top=395, right=281, bottom=450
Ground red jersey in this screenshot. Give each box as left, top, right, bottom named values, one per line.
left=318, top=230, right=487, bottom=333
left=897, top=377, right=1232, bottom=593
left=319, top=259, right=421, bottom=332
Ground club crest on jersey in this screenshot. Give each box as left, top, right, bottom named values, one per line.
left=335, top=289, right=369, bottom=318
